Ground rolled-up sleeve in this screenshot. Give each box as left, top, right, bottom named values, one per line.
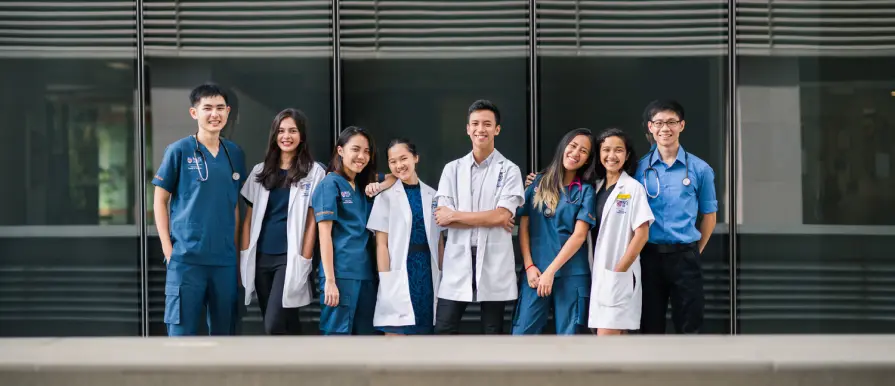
left=497, top=165, right=525, bottom=217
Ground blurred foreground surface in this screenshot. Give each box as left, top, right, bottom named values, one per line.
left=1, top=335, right=894, bottom=386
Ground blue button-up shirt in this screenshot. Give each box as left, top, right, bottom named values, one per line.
left=634, top=145, right=718, bottom=245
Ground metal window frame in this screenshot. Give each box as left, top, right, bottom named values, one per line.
left=137, top=0, right=149, bottom=337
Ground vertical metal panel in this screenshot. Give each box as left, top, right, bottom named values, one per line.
left=136, top=0, right=149, bottom=337
left=333, top=0, right=342, bottom=141
left=727, top=0, right=738, bottom=335
left=529, top=0, right=538, bottom=172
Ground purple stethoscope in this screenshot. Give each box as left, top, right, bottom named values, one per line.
left=543, top=177, right=583, bottom=218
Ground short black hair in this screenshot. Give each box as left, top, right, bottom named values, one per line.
left=643, top=99, right=685, bottom=123
left=467, top=99, right=501, bottom=126
left=189, top=83, right=229, bottom=107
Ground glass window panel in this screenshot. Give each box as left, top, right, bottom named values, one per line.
left=0, top=2, right=141, bottom=336
left=736, top=0, right=895, bottom=333
left=341, top=0, right=530, bottom=333
left=144, top=0, right=333, bottom=335
left=537, top=0, right=731, bottom=334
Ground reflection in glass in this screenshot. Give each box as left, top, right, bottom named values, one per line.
left=736, top=0, right=895, bottom=333
left=0, top=0, right=141, bottom=337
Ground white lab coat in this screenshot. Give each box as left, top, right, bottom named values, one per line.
left=367, top=181, right=442, bottom=326
left=588, top=171, right=655, bottom=330
left=435, top=150, right=525, bottom=302
left=239, top=162, right=326, bottom=308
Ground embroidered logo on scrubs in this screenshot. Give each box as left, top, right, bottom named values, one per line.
left=341, top=190, right=353, bottom=204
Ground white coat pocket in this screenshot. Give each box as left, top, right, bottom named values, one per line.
left=282, top=255, right=314, bottom=308
left=373, top=270, right=415, bottom=327
left=597, top=269, right=634, bottom=307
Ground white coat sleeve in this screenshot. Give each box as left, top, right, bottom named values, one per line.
left=496, top=165, right=525, bottom=217
left=631, top=184, right=655, bottom=231
left=240, top=166, right=258, bottom=206
left=308, top=165, right=326, bottom=207
left=367, top=193, right=390, bottom=234
left=435, top=162, right=457, bottom=210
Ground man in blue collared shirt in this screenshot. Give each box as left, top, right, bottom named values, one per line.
left=634, top=100, right=717, bottom=334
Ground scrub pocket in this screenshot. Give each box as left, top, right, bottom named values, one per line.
left=320, top=294, right=353, bottom=334
left=575, top=286, right=590, bottom=325
left=164, top=284, right=181, bottom=325
left=597, top=269, right=634, bottom=307
left=373, top=270, right=414, bottom=327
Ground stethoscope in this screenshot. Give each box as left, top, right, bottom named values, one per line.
left=192, top=134, right=239, bottom=182
left=643, top=150, right=690, bottom=199
left=544, top=177, right=583, bottom=217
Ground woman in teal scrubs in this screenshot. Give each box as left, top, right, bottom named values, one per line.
left=311, top=126, right=380, bottom=335
left=512, top=128, right=597, bottom=335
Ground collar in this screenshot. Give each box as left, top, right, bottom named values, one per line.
left=650, top=145, right=687, bottom=166
left=467, top=150, right=496, bottom=168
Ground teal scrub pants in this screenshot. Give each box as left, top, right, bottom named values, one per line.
left=164, top=259, right=238, bottom=336
left=511, top=273, right=590, bottom=335
left=318, top=278, right=377, bottom=335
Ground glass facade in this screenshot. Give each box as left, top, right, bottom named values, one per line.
left=0, top=0, right=893, bottom=336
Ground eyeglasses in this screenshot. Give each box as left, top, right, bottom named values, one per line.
left=650, top=120, right=682, bottom=129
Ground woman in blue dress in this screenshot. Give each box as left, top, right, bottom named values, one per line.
left=311, top=126, right=380, bottom=335
left=367, top=139, right=442, bottom=335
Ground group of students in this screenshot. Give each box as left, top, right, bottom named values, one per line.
left=153, top=83, right=717, bottom=337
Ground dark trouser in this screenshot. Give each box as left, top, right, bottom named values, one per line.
left=434, top=246, right=507, bottom=335
left=255, top=253, right=302, bottom=335
left=639, top=242, right=704, bottom=334
left=434, top=299, right=506, bottom=335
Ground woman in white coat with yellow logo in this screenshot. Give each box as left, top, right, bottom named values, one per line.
left=239, top=108, right=325, bottom=335
left=588, top=128, right=654, bottom=335
left=367, top=139, right=443, bottom=335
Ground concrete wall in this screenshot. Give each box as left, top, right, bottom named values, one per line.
left=2, top=336, right=894, bottom=386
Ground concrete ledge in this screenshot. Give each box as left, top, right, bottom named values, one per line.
left=2, top=336, right=894, bottom=386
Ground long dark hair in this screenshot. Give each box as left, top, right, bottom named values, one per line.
left=255, top=108, right=314, bottom=190
left=533, top=128, right=597, bottom=212
left=594, top=128, right=638, bottom=180
left=327, top=126, right=378, bottom=192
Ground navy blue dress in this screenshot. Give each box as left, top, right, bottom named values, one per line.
left=379, top=183, right=435, bottom=335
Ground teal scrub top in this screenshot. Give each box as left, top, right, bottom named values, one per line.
left=152, top=136, right=247, bottom=266
left=517, top=175, right=596, bottom=277
left=311, top=173, right=375, bottom=281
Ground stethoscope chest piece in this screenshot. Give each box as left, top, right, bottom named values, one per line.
left=682, top=177, right=691, bottom=186
left=232, top=172, right=240, bottom=181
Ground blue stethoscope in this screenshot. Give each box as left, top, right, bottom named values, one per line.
left=192, top=134, right=239, bottom=182
left=543, top=177, right=583, bottom=217
left=643, top=150, right=690, bottom=199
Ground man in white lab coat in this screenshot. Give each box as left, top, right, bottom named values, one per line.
left=433, top=99, right=525, bottom=335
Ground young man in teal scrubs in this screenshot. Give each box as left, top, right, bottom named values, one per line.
left=152, top=83, right=247, bottom=336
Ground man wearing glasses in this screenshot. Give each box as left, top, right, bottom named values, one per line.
left=635, top=99, right=717, bottom=334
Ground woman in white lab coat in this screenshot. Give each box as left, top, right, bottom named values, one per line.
left=588, top=128, right=654, bottom=335
left=367, top=138, right=443, bottom=335
left=239, top=108, right=325, bottom=335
